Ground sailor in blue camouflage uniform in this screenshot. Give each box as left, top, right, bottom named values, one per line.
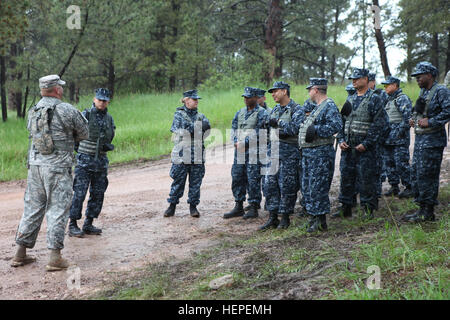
left=332, top=68, right=388, bottom=220
left=259, top=81, right=301, bottom=230
left=256, top=88, right=272, bottom=113
left=404, top=62, right=450, bottom=222
left=164, top=90, right=211, bottom=218
left=368, top=72, right=389, bottom=198
left=224, top=87, right=268, bottom=220
left=380, top=76, right=414, bottom=198
left=253, top=88, right=272, bottom=212
left=69, top=88, right=115, bottom=237
left=295, top=98, right=316, bottom=218
left=298, top=78, right=342, bottom=232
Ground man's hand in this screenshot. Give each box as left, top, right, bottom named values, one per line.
left=339, top=142, right=350, bottom=150
left=409, top=119, right=415, bottom=127
left=355, top=144, right=366, bottom=152
left=418, top=118, right=429, bottom=128
left=269, top=118, right=278, bottom=128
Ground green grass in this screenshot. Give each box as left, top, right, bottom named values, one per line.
left=0, top=83, right=421, bottom=182
left=95, top=183, right=449, bottom=300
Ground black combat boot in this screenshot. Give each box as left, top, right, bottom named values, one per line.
left=398, top=187, right=414, bottom=199
left=223, top=201, right=245, bottom=219
left=277, top=213, right=290, bottom=229
left=164, top=203, right=176, bottom=217
left=258, top=211, right=279, bottom=231
left=362, top=206, right=374, bottom=221
left=331, top=204, right=352, bottom=219
left=407, top=204, right=435, bottom=222
left=244, top=203, right=261, bottom=211
left=383, top=185, right=400, bottom=197
left=243, top=203, right=259, bottom=219
left=307, top=214, right=328, bottom=233
left=82, top=217, right=102, bottom=235
left=189, top=204, right=200, bottom=218
left=68, top=219, right=85, bottom=238
left=402, top=204, right=425, bottom=221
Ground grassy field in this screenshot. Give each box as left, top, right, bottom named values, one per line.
left=0, top=83, right=421, bottom=182
left=95, top=184, right=449, bottom=300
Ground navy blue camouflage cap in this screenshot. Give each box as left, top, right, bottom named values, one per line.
left=411, top=61, right=438, bottom=77
left=268, top=81, right=290, bottom=93
left=348, top=68, right=370, bottom=80
left=368, top=73, right=376, bottom=81
left=345, top=83, right=356, bottom=93
left=242, top=86, right=258, bottom=98
left=95, top=88, right=111, bottom=101
left=255, top=88, right=266, bottom=97
left=306, top=78, right=328, bottom=90
left=381, top=76, right=401, bottom=85
left=183, top=89, right=201, bottom=99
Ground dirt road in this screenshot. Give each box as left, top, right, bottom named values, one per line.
left=1, top=133, right=448, bottom=299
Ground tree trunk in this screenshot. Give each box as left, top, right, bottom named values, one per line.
left=69, top=82, right=76, bottom=102
left=372, top=0, right=391, bottom=76
left=169, top=0, right=180, bottom=91
left=446, top=28, right=450, bottom=73
left=1, top=56, right=7, bottom=122
left=431, top=32, right=439, bottom=73
left=330, top=4, right=340, bottom=84
left=22, top=64, right=30, bottom=118
left=320, top=18, right=327, bottom=78
left=108, top=59, right=115, bottom=98
left=361, top=0, right=367, bottom=69
left=264, top=0, right=282, bottom=85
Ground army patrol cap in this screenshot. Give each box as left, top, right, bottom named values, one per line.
left=368, top=73, right=376, bottom=81
left=242, top=87, right=259, bottom=98
left=381, top=76, right=401, bottom=85
left=183, top=89, right=201, bottom=99
left=306, top=78, right=328, bottom=90
left=268, top=81, right=290, bottom=93
left=39, top=74, right=66, bottom=89
left=348, top=68, right=370, bottom=80
left=255, top=88, right=266, bottom=97
left=95, top=88, right=111, bottom=101
left=411, top=62, right=438, bottom=77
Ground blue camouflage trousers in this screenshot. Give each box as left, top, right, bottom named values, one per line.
left=302, top=145, right=335, bottom=216
left=70, top=166, right=109, bottom=220
left=298, top=152, right=305, bottom=208
left=383, top=144, right=411, bottom=188
left=168, top=163, right=205, bottom=206
left=339, top=148, right=379, bottom=210
left=411, top=146, right=444, bottom=206
left=232, top=161, right=262, bottom=205
left=264, top=155, right=300, bottom=214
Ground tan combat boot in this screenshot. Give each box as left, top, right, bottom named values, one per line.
left=46, top=249, right=70, bottom=272
left=11, top=245, right=36, bottom=267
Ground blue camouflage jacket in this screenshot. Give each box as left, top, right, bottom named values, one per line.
left=414, top=82, right=450, bottom=149
left=337, top=89, right=388, bottom=150
left=171, top=105, right=211, bottom=163
left=76, top=105, right=116, bottom=171
left=384, top=88, right=412, bottom=146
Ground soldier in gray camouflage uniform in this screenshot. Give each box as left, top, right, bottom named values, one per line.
left=12, top=75, right=88, bottom=271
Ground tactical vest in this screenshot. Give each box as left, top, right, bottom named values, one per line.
left=298, top=98, right=335, bottom=148
left=385, top=94, right=406, bottom=124
left=78, top=108, right=114, bottom=156
left=414, top=84, right=443, bottom=135
left=344, top=91, right=374, bottom=137
left=173, top=107, right=205, bottom=144
left=236, top=107, right=258, bottom=142
left=270, top=105, right=298, bottom=144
